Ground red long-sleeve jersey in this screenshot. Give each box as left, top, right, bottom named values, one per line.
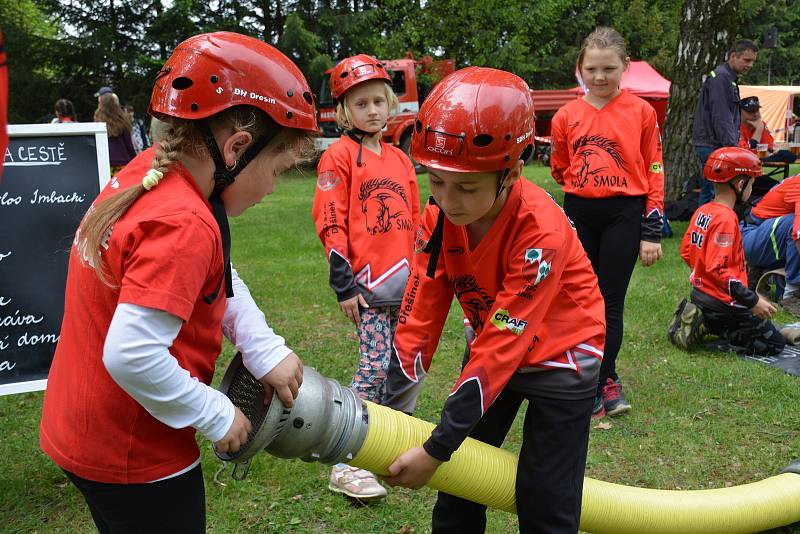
left=751, top=174, right=800, bottom=240
left=680, top=202, right=757, bottom=308
left=550, top=91, right=664, bottom=241
left=738, top=123, right=774, bottom=152
left=385, top=179, right=605, bottom=461
left=312, top=136, right=421, bottom=306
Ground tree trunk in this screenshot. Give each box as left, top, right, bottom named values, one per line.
left=663, top=0, right=739, bottom=201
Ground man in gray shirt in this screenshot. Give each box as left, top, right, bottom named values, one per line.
left=693, top=39, right=759, bottom=204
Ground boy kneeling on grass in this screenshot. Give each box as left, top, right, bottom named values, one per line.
left=669, top=146, right=785, bottom=355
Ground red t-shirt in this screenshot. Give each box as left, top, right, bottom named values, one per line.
left=40, top=147, right=227, bottom=483
left=680, top=202, right=748, bottom=306
left=738, top=123, right=774, bottom=152
left=312, top=136, right=420, bottom=305
left=751, top=174, right=800, bottom=239
left=550, top=91, right=664, bottom=219
left=386, top=179, right=605, bottom=459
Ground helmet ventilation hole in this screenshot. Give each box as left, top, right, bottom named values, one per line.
left=287, top=90, right=294, bottom=97
left=473, top=134, right=493, bottom=147
left=191, top=103, right=199, bottom=112
left=210, top=75, right=219, bottom=83
left=415, top=120, right=422, bottom=133
left=303, top=92, right=313, bottom=105
left=340, top=71, right=349, bottom=78
left=286, top=111, right=293, bottom=119
left=505, top=133, right=511, bottom=141
left=172, top=76, right=194, bottom=90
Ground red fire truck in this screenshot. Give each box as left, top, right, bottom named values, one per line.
left=314, top=55, right=580, bottom=166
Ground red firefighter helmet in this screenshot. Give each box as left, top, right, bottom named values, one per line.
left=329, top=54, right=391, bottom=101
left=704, top=146, right=762, bottom=182
left=410, top=67, right=535, bottom=173
left=148, top=32, right=317, bottom=133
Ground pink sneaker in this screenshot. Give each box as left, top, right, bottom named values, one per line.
left=329, top=464, right=387, bottom=500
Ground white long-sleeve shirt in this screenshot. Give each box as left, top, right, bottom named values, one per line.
left=103, top=267, right=291, bottom=458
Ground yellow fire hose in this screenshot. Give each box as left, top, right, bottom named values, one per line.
left=217, top=359, right=800, bottom=534
left=355, top=401, right=800, bottom=534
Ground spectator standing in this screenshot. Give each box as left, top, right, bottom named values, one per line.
left=94, top=90, right=137, bottom=174
left=124, top=103, right=150, bottom=153
left=51, top=99, right=76, bottom=123
left=692, top=39, right=759, bottom=205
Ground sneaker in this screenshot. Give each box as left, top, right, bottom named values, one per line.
left=667, top=298, right=706, bottom=350
left=329, top=464, right=387, bottom=500
left=591, top=393, right=605, bottom=419
left=781, top=294, right=800, bottom=316
left=603, top=378, right=631, bottom=417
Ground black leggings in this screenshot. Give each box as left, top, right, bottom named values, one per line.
left=431, top=389, right=594, bottom=533
left=563, top=194, right=644, bottom=392
left=64, top=464, right=205, bottom=534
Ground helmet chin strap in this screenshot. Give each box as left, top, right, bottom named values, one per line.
left=346, top=124, right=385, bottom=168
left=197, top=120, right=278, bottom=302
left=423, top=169, right=512, bottom=279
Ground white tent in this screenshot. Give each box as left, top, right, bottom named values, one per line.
left=739, top=85, right=800, bottom=142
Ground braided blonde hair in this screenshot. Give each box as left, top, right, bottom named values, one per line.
left=78, top=106, right=315, bottom=283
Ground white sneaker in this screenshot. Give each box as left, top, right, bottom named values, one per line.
left=328, top=464, right=387, bottom=500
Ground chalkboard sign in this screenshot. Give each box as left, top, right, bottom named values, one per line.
left=0, top=123, right=110, bottom=395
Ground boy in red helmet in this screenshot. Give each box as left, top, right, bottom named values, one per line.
left=381, top=66, right=605, bottom=533
left=39, top=32, right=318, bottom=532
left=669, top=146, right=784, bottom=355
left=313, top=54, right=420, bottom=500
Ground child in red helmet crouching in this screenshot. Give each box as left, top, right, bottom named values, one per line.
left=380, top=67, right=606, bottom=533
left=669, top=146, right=785, bottom=355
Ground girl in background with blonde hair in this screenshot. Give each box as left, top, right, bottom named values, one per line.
left=312, top=54, right=420, bottom=500
left=550, top=26, right=664, bottom=419
left=94, top=91, right=137, bottom=173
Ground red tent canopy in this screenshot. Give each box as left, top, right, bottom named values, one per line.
left=618, top=61, right=670, bottom=98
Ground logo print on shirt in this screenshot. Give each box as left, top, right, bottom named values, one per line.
left=451, top=275, right=495, bottom=333
left=109, top=176, right=119, bottom=189
left=523, top=248, right=553, bottom=285
left=491, top=308, right=528, bottom=335
left=571, top=135, right=629, bottom=189
left=317, top=170, right=340, bottom=191
left=715, top=232, right=733, bottom=248
left=358, top=178, right=412, bottom=235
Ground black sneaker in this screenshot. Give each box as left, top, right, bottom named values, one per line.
left=602, top=378, right=631, bottom=417
left=668, top=298, right=706, bottom=350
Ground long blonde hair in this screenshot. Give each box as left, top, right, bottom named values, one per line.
left=576, top=27, right=629, bottom=71
left=94, top=93, right=133, bottom=137
left=79, top=106, right=316, bottom=283
left=336, top=81, right=399, bottom=131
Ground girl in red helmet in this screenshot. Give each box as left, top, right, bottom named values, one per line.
left=39, top=32, right=318, bottom=532
left=549, top=27, right=664, bottom=419
left=312, top=54, right=421, bottom=501
left=381, top=66, right=605, bottom=533
left=669, top=146, right=784, bottom=355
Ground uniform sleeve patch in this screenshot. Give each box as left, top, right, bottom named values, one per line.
left=490, top=308, right=528, bottom=335
left=317, top=170, right=340, bottom=191
left=649, top=162, right=663, bottom=173
left=715, top=232, right=733, bottom=247
left=523, top=248, right=554, bottom=285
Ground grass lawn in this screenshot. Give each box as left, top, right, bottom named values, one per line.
left=1, top=162, right=799, bottom=533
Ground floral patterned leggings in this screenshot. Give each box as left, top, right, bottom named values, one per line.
left=350, top=305, right=399, bottom=404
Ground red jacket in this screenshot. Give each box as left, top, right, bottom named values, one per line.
left=738, top=122, right=774, bottom=152
left=680, top=202, right=756, bottom=308
left=751, top=174, right=800, bottom=240
left=312, top=136, right=420, bottom=306
left=550, top=91, right=664, bottom=241
left=385, top=179, right=605, bottom=461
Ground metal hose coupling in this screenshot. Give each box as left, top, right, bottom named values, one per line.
left=215, top=352, right=369, bottom=479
